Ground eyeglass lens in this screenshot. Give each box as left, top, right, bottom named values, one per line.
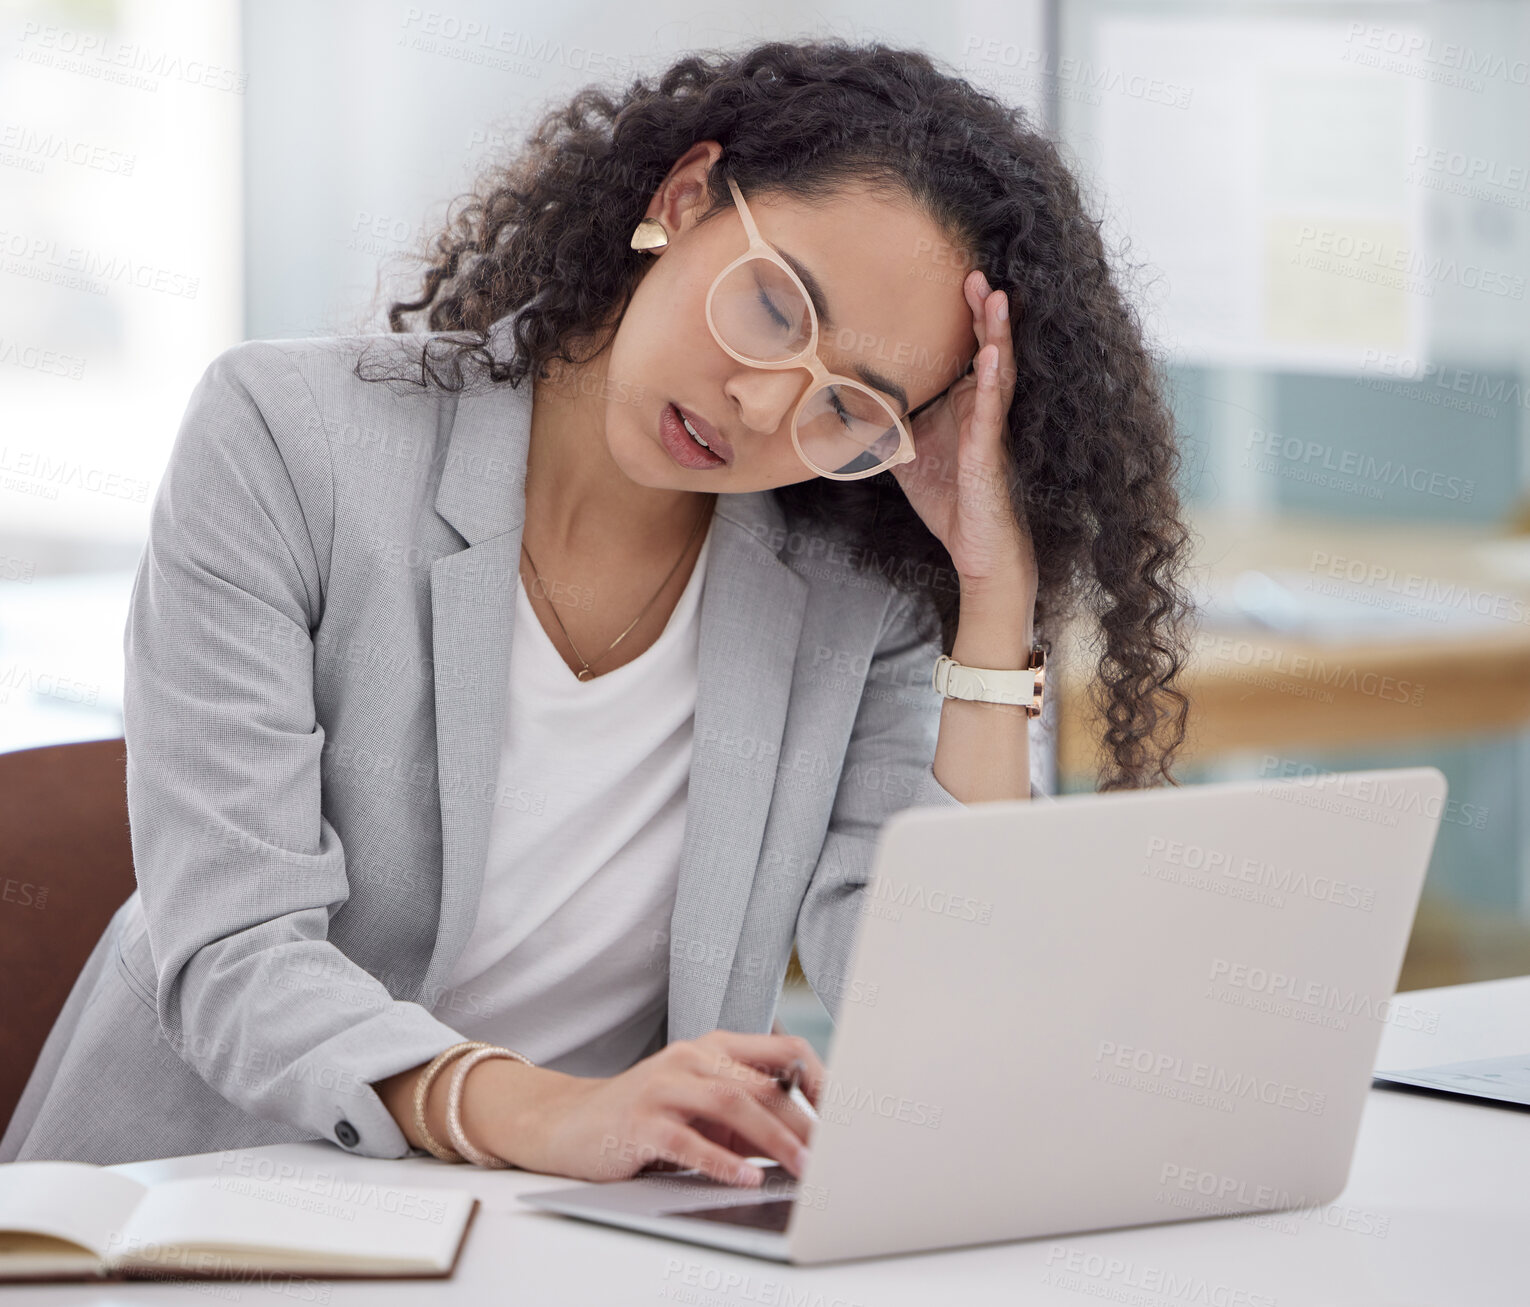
left=710, top=256, right=904, bottom=477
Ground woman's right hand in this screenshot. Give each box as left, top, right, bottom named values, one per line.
left=461, top=1030, right=824, bottom=1187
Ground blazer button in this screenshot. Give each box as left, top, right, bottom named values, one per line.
left=334, top=1119, right=360, bottom=1148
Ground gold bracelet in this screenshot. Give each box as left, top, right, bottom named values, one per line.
left=413, top=1041, right=495, bottom=1162
left=446, top=1045, right=537, bottom=1169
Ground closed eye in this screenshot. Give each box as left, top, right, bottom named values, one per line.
left=756, top=288, right=792, bottom=332
left=826, top=387, right=854, bottom=430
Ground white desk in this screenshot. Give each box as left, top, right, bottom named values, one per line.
left=9, top=977, right=1527, bottom=1305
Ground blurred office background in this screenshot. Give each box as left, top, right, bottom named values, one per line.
left=2, top=0, right=1527, bottom=1037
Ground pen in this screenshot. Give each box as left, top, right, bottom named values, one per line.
left=775, top=1057, right=804, bottom=1097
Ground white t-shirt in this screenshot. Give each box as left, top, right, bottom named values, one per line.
left=431, top=516, right=715, bottom=1077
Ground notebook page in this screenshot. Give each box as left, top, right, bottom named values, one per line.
left=0, top=1231, right=106, bottom=1279
left=112, top=1174, right=474, bottom=1274
left=0, top=1162, right=147, bottom=1260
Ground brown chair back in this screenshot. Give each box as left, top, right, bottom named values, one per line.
left=0, top=737, right=137, bottom=1136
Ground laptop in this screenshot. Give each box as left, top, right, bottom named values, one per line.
left=520, top=766, right=1446, bottom=1264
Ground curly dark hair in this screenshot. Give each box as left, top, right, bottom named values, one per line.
left=355, top=37, right=1193, bottom=791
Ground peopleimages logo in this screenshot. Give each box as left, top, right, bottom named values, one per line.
left=1144, top=835, right=1377, bottom=912
left=1155, top=1163, right=1391, bottom=1237
left=1244, top=427, right=1475, bottom=502
left=1192, top=631, right=1425, bottom=708
left=1094, top=1040, right=1327, bottom=1115
left=862, top=872, right=993, bottom=925
left=1207, top=958, right=1439, bottom=1033
left=1342, top=22, right=1530, bottom=88
left=1290, top=224, right=1525, bottom=299
left=1041, top=1244, right=1275, bottom=1305
left=1306, top=551, right=1527, bottom=626
left=1259, top=756, right=1488, bottom=831
left=1160, top=1161, right=1304, bottom=1207
left=819, top=1077, right=943, bottom=1130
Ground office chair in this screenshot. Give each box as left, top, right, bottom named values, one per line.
left=0, top=737, right=137, bottom=1136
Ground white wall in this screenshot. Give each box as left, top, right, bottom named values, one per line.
left=0, top=0, right=242, bottom=551
left=241, top=1, right=1048, bottom=339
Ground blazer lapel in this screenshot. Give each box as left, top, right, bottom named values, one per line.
left=666, top=492, right=807, bottom=1042
left=418, top=382, right=531, bottom=1002
left=412, top=344, right=807, bottom=1045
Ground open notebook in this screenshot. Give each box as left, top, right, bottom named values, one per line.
left=0, top=1161, right=478, bottom=1283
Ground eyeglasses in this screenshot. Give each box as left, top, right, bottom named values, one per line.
left=705, top=174, right=921, bottom=480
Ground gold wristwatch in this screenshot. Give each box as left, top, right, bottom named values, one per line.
left=931, top=648, right=1046, bottom=717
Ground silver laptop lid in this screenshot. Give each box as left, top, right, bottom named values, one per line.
left=787, top=767, right=1444, bottom=1263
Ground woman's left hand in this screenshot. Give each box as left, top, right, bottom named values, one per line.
left=889, top=268, right=1036, bottom=592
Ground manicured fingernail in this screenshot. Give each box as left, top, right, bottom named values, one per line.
left=736, top=1163, right=763, bottom=1186
left=996, top=293, right=1008, bottom=322
left=794, top=1145, right=811, bottom=1174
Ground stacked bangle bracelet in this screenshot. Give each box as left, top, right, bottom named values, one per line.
left=412, top=1040, right=536, bottom=1166
left=446, top=1045, right=536, bottom=1169
left=413, top=1041, right=492, bottom=1162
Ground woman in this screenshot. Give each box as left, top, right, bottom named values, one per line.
left=1, top=39, right=1190, bottom=1187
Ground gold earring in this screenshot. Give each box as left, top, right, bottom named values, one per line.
left=630, top=217, right=669, bottom=253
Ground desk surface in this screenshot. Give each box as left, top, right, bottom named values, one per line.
left=9, top=976, right=1527, bottom=1306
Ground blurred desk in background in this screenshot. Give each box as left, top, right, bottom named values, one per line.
left=1056, top=514, right=1530, bottom=780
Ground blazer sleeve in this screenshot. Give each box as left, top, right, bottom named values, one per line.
left=123, top=340, right=465, bottom=1159
left=793, top=587, right=1050, bottom=1023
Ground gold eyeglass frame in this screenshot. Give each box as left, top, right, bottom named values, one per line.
left=704, top=174, right=921, bottom=481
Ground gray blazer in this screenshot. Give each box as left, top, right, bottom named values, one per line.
left=2, top=310, right=1044, bottom=1168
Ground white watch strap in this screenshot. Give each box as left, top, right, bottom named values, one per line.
left=931, top=654, right=1037, bottom=707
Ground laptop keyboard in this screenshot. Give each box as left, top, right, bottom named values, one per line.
left=670, top=1199, right=794, bottom=1232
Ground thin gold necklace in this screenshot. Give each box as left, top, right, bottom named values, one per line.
left=520, top=499, right=713, bottom=681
